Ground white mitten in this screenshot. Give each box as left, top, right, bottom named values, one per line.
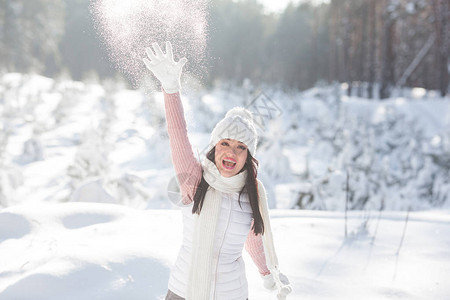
left=261, top=273, right=276, bottom=290
left=261, top=272, right=290, bottom=290
left=143, top=41, right=187, bottom=94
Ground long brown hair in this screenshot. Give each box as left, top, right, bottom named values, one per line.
left=192, top=147, right=265, bottom=235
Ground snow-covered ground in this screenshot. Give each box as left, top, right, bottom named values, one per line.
left=1, top=202, right=449, bottom=300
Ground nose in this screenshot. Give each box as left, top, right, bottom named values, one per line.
left=226, top=147, right=237, bottom=156
left=226, top=149, right=236, bottom=157
left=231, top=146, right=243, bottom=155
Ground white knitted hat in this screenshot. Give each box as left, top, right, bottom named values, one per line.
left=209, top=107, right=258, bottom=156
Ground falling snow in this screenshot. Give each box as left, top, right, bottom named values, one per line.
left=90, top=0, right=209, bottom=86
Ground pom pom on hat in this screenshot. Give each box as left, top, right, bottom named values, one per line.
left=209, top=106, right=258, bottom=156
left=225, top=107, right=254, bottom=121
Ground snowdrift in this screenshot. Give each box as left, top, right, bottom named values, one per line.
left=1, top=202, right=449, bottom=299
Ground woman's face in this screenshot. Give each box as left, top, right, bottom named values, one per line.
left=214, top=139, right=248, bottom=178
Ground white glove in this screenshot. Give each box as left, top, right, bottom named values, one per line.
left=261, top=272, right=290, bottom=290
left=262, top=273, right=277, bottom=290
left=143, top=41, right=187, bottom=94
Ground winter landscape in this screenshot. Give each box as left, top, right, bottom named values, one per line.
left=1, top=0, right=449, bottom=299
left=0, top=73, right=449, bottom=300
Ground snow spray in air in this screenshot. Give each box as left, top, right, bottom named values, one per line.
left=90, top=0, right=209, bottom=87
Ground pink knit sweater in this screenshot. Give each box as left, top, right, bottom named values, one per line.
left=164, top=91, right=270, bottom=276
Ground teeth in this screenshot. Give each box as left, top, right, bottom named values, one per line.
left=223, top=159, right=236, bottom=169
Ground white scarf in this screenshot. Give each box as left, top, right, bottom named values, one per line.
left=186, top=158, right=281, bottom=300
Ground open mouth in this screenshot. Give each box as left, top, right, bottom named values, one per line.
left=222, top=158, right=237, bottom=170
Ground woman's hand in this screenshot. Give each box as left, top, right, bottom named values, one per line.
left=262, top=273, right=277, bottom=290
left=261, top=272, right=290, bottom=290
left=143, top=41, right=187, bottom=94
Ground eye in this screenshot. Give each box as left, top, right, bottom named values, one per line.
left=238, top=145, right=247, bottom=150
left=221, top=141, right=229, bottom=146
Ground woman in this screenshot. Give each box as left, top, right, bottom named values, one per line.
left=143, top=42, right=290, bottom=300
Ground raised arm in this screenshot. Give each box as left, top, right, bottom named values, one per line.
left=164, top=91, right=202, bottom=204
left=144, top=42, right=201, bottom=204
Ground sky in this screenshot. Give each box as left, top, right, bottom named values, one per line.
left=257, top=0, right=330, bottom=13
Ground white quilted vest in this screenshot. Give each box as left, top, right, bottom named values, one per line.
left=168, top=191, right=253, bottom=300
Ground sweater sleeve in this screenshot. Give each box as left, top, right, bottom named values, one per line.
left=245, top=219, right=271, bottom=275
left=164, top=91, right=202, bottom=205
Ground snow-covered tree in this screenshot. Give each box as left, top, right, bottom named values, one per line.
left=300, top=96, right=449, bottom=211
left=67, top=128, right=112, bottom=188
left=21, top=127, right=44, bottom=163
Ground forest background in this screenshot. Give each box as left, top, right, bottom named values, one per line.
left=1, top=0, right=448, bottom=97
